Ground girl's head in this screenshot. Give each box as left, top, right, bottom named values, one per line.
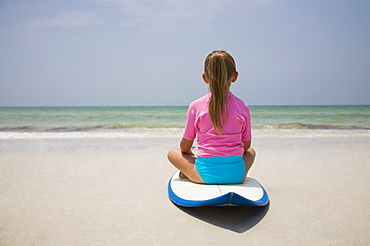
left=203, top=50, right=237, bottom=86
left=203, top=50, right=238, bottom=134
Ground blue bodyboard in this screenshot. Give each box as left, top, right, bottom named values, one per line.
left=168, top=171, right=269, bottom=207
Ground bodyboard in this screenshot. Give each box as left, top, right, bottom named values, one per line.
left=168, top=170, right=269, bottom=207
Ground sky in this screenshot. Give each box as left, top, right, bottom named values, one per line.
left=0, top=0, right=369, bottom=106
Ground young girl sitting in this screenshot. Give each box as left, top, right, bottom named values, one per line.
left=167, top=50, right=256, bottom=184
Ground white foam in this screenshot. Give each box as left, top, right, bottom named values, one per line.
left=0, top=128, right=183, bottom=139
left=253, top=129, right=370, bottom=138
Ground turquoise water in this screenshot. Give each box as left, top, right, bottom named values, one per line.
left=250, top=105, right=370, bottom=130
left=0, top=105, right=369, bottom=138
left=0, top=106, right=187, bottom=131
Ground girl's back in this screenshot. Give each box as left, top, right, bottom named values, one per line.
left=184, top=91, right=251, bottom=157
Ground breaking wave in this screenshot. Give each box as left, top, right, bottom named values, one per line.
left=255, top=122, right=370, bottom=130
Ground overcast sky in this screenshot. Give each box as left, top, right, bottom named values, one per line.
left=0, top=0, right=369, bottom=106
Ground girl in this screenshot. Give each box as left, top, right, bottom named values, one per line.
left=167, top=50, right=256, bottom=184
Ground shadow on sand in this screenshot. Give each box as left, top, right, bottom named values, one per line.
left=176, top=202, right=270, bottom=233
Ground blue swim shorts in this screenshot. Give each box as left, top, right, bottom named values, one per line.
left=195, top=156, right=246, bottom=185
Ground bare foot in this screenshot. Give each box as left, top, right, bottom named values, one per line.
left=179, top=172, right=188, bottom=179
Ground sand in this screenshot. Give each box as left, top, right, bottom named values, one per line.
left=0, top=135, right=369, bottom=245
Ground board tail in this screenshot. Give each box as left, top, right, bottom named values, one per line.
left=229, top=191, right=269, bottom=206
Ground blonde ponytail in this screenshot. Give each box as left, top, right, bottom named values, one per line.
left=204, top=50, right=236, bottom=134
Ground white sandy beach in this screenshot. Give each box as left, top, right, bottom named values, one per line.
left=0, top=135, right=369, bottom=245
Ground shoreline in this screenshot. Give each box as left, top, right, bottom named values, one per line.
left=0, top=128, right=369, bottom=140
left=1, top=135, right=369, bottom=245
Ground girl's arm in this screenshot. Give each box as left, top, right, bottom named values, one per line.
left=180, top=138, right=194, bottom=155
left=243, top=140, right=252, bottom=151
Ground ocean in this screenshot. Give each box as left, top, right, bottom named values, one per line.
left=0, top=105, right=369, bottom=139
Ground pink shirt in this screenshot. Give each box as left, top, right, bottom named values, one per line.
left=183, top=92, right=252, bottom=157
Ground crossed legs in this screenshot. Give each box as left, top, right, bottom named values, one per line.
left=167, top=148, right=256, bottom=184
left=167, top=149, right=204, bottom=184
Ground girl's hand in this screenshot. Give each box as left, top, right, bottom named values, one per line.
left=182, top=150, right=195, bottom=156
